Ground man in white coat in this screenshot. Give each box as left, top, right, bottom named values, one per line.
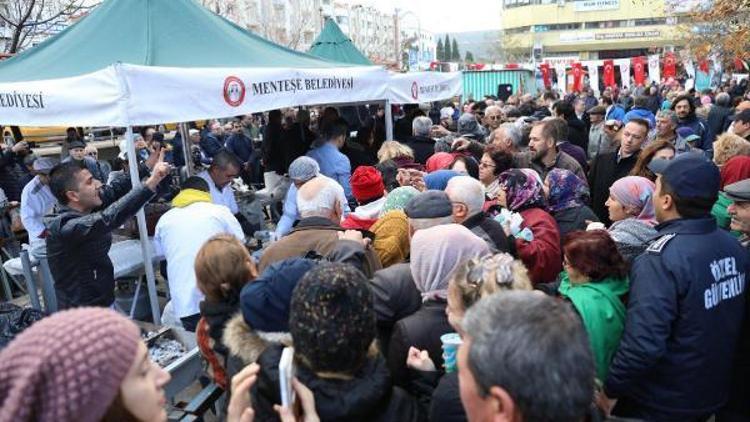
left=154, top=176, right=244, bottom=331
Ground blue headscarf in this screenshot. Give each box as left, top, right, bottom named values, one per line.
left=424, top=169, right=460, bottom=191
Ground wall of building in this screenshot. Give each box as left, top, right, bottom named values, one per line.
left=501, top=0, right=685, bottom=59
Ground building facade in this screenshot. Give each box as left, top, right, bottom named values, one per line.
left=501, top=0, right=686, bottom=61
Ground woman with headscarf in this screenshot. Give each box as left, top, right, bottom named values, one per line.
left=387, top=224, right=489, bottom=387
left=370, top=186, right=421, bottom=268
left=424, top=169, right=460, bottom=191
left=425, top=152, right=456, bottom=173
left=601, top=176, right=658, bottom=263
left=545, top=169, right=599, bottom=237
left=498, top=168, right=562, bottom=285
left=405, top=253, right=532, bottom=421
left=713, top=156, right=750, bottom=235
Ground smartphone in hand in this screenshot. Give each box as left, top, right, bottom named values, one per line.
left=279, top=347, right=296, bottom=408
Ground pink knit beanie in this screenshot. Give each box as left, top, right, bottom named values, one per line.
left=0, top=308, right=141, bottom=422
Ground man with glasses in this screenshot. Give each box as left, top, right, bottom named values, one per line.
left=483, top=105, right=504, bottom=133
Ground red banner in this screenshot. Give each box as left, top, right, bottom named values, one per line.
left=572, top=62, right=583, bottom=92
left=633, top=56, right=646, bottom=86
left=664, top=53, right=676, bottom=78
left=540, top=63, right=551, bottom=88
left=603, top=59, right=616, bottom=88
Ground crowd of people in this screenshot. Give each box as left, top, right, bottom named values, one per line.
left=1, top=76, right=750, bottom=422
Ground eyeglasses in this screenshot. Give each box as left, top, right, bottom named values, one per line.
left=479, top=161, right=496, bottom=168
left=487, top=115, right=503, bottom=120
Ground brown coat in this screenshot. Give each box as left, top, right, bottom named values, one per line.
left=259, top=217, right=382, bottom=276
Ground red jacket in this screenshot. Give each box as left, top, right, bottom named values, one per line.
left=516, top=208, right=562, bottom=285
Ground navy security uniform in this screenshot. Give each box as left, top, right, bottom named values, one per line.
left=604, top=217, right=748, bottom=420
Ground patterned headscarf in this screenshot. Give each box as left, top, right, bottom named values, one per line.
left=498, top=168, right=546, bottom=212
left=546, top=168, right=590, bottom=213
left=608, top=176, right=656, bottom=224
left=410, top=224, right=490, bottom=301
left=380, top=186, right=419, bottom=216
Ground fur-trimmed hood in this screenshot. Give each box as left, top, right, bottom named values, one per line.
left=222, top=313, right=292, bottom=366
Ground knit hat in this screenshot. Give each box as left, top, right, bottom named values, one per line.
left=404, top=190, right=453, bottom=219
left=290, top=263, right=376, bottom=375
left=289, top=156, right=320, bottom=182
left=241, top=258, right=317, bottom=333
left=350, top=166, right=385, bottom=203
left=0, top=308, right=141, bottom=422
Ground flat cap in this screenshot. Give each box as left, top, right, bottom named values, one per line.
left=404, top=190, right=453, bottom=219
left=33, top=157, right=58, bottom=174
left=724, top=179, right=750, bottom=202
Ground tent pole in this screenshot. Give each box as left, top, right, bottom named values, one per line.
left=384, top=100, right=394, bottom=140
left=178, top=122, right=192, bottom=177
left=125, top=126, right=162, bottom=325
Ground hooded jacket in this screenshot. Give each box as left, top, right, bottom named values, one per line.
left=252, top=344, right=420, bottom=422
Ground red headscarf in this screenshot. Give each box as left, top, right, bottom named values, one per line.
left=720, top=156, right=750, bottom=189
left=425, top=152, right=457, bottom=173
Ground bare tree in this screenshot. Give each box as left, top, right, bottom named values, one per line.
left=0, top=0, right=88, bottom=54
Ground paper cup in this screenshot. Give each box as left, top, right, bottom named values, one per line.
left=441, top=333, right=463, bottom=373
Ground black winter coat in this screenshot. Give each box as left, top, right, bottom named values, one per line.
left=370, top=263, right=422, bottom=357
left=388, top=300, right=453, bottom=388
left=403, top=136, right=436, bottom=165
left=252, top=344, right=420, bottom=422
left=46, top=175, right=154, bottom=308
left=566, top=116, right=589, bottom=153
left=588, top=151, right=639, bottom=226
left=707, top=105, right=733, bottom=141
left=553, top=206, right=599, bottom=238
left=410, top=371, right=466, bottom=422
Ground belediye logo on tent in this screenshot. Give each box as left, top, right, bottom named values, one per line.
left=223, top=76, right=246, bottom=107
left=411, top=82, right=419, bottom=101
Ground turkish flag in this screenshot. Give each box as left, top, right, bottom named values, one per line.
left=603, top=59, right=616, bottom=88
left=540, top=63, right=551, bottom=88
left=633, top=56, right=646, bottom=86
left=664, top=52, right=676, bottom=78
left=698, top=59, right=710, bottom=73
left=572, top=62, right=583, bottom=92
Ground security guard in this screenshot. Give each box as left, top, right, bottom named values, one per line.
left=603, top=153, right=749, bottom=420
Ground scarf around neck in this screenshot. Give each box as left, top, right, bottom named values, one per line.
left=171, top=188, right=212, bottom=208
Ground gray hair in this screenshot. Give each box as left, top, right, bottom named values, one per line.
left=499, top=123, right=522, bottom=148
left=462, top=291, right=594, bottom=422
left=297, top=177, right=344, bottom=219
left=716, top=92, right=731, bottom=107
left=408, top=215, right=454, bottom=231
left=412, top=116, right=433, bottom=137
left=446, top=176, right=484, bottom=216
left=656, top=109, right=678, bottom=125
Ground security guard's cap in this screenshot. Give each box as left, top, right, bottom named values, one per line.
left=648, top=151, right=719, bottom=198
left=724, top=179, right=750, bottom=202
